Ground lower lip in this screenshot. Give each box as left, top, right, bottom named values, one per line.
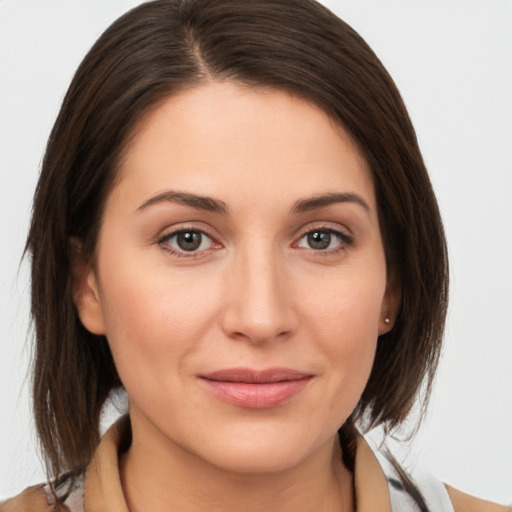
left=199, top=378, right=312, bottom=409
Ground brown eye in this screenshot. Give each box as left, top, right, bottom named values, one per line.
left=307, top=231, right=332, bottom=250
left=176, top=231, right=203, bottom=251
left=161, top=230, right=215, bottom=254
left=296, top=228, right=351, bottom=252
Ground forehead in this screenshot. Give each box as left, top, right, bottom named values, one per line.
left=111, top=81, right=376, bottom=215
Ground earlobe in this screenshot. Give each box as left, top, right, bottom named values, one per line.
left=69, top=238, right=106, bottom=335
left=378, top=273, right=401, bottom=335
left=378, top=315, right=393, bottom=335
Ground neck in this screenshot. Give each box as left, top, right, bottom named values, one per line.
left=120, top=414, right=354, bottom=512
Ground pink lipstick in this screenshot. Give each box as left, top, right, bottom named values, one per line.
left=198, top=368, right=312, bottom=409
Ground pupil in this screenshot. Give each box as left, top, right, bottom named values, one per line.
left=177, top=231, right=201, bottom=251
left=308, top=231, right=330, bottom=250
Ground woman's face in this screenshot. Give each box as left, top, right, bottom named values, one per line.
left=76, top=81, right=396, bottom=473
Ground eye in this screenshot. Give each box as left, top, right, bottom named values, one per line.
left=159, top=229, right=216, bottom=255
left=296, top=229, right=351, bottom=251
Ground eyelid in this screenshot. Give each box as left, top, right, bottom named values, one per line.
left=156, top=224, right=222, bottom=258
left=292, top=223, right=354, bottom=253
left=155, top=221, right=354, bottom=259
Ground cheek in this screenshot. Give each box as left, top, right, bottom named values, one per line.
left=96, top=251, right=223, bottom=370
left=298, top=264, right=385, bottom=406
left=303, top=262, right=386, bottom=343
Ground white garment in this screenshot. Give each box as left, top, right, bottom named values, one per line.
left=374, top=450, right=455, bottom=512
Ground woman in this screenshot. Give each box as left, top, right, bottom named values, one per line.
left=1, top=0, right=509, bottom=511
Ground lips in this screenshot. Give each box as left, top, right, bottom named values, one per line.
left=198, top=368, right=313, bottom=409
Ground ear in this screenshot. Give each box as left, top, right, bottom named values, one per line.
left=69, top=238, right=106, bottom=335
left=378, top=271, right=401, bottom=335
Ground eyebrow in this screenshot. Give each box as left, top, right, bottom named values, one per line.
left=136, top=191, right=229, bottom=215
left=136, top=190, right=370, bottom=216
left=291, top=192, right=371, bottom=215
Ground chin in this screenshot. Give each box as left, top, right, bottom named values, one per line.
left=191, top=423, right=332, bottom=475
left=208, top=446, right=308, bottom=475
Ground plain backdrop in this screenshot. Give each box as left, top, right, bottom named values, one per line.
left=1, top=0, right=511, bottom=504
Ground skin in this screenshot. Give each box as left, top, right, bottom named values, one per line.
left=74, top=81, right=397, bottom=512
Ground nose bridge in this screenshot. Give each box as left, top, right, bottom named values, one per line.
left=222, top=239, right=295, bottom=344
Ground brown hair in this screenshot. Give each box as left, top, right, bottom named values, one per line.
left=27, top=0, right=448, bottom=480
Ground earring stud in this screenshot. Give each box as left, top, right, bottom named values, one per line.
left=384, top=317, right=390, bottom=325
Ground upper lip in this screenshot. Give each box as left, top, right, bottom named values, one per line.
left=199, top=368, right=313, bottom=383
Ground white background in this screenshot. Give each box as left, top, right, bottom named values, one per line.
left=1, top=0, right=511, bottom=504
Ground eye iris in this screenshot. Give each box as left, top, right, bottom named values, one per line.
left=308, top=231, right=331, bottom=250
left=177, top=231, right=202, bottom=251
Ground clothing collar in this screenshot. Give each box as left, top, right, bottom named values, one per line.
left=83, top=416, right=391, bottom=512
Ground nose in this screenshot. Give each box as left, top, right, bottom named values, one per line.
left=220, top=246, right=298, bottom=345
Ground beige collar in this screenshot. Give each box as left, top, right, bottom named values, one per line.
left=84, top=417, right=391, bottom=512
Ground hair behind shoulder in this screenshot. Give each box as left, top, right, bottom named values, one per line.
left=27, top=0, right=448, bottom=479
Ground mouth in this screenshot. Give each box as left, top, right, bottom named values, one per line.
left=198, top=368, right=313, bottom=409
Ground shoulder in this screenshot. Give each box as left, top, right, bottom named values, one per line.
left=0, top=474, right=84, bottom=512
left=0, top=485, right=54, bottom=512
left=446, top=485, right=511, bottom=512
left=363, top=432, right=510, bottom=512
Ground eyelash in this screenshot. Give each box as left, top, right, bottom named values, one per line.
left=157, top=228, right=219, bottom=259
left=294, top=227, right=354, bottom=255
left=157, top=226, right=354, bottom=259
